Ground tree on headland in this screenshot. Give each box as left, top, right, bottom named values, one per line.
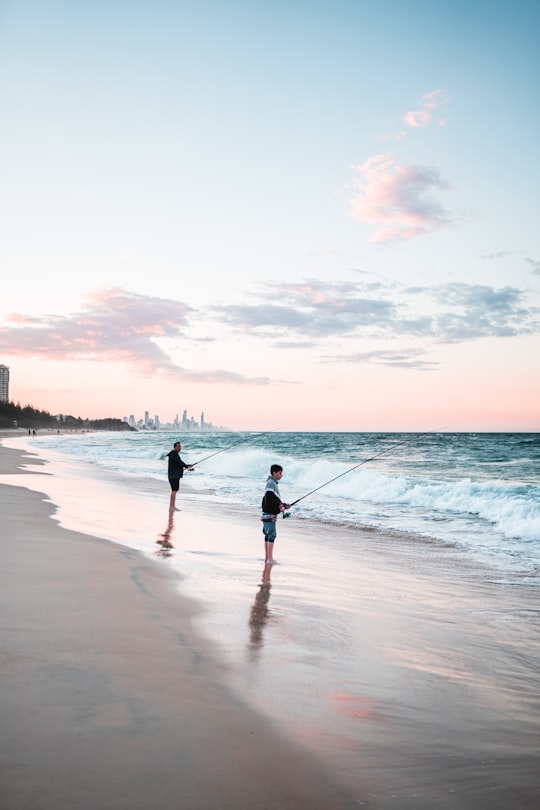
left=0, top=401, right=135, bottom=431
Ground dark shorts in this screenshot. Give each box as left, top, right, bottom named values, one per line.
left=168, top=477, right=180, bottom=492
left=262, top=520, right=277, bottom=543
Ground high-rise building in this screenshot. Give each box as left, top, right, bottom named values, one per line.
left=0, top=365, right=9, bottom=402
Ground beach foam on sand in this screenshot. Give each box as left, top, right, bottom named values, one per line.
left=1, top=436, right=540, bottom=809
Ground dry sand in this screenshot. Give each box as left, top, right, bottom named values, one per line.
left=1, top=435, right=540, bottom=809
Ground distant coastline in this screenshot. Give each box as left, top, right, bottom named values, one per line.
left=0, top=400, right=134, bottom=432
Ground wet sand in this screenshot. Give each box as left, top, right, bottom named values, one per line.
left=1, top=435, right=540, bottom=809
left=0, top=442, right=359, bottom=809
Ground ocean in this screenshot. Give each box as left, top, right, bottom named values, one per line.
left=21, top=429, right=540, bottom=581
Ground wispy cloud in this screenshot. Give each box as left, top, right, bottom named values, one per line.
left=349, top=153, right=455, bottom=242
left=0, top=288, right=271, bottom=385
left=481, top=251, right=513, bottom=260
left=429, top=283, right=536, bottom=341
left=212, top=277, right=539, bottom=350
left=526, top=257, right=540, bottom=275
left=377, top=89, right=449, bottom=141
left=403, top=89, right=449, bottom=129
left=2, top=280, right=537, bottom=381
left=326, top=347, right=438, bottom=371
left=212, top=279, right=397, bottom=337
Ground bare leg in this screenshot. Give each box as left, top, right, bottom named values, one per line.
left=265, top=541, right=275, bottom=563
left=169, top=490, right=177, bottom=511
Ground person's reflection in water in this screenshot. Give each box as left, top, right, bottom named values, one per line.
left=248, top=562, right=273, bottom=662
left=155, top=512, right=176, bottom=558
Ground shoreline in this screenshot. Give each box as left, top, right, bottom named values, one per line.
left=2, top=438, right=540, bottom=808
left=4, top=428, right=539, bottom=584
left=0, top=441, right=362, bottom=809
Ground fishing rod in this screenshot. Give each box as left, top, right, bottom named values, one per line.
left=190, top=427, right=287, bottom=468
left=288, top=429, right=445, bottom=508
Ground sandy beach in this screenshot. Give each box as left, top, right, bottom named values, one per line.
left=1, top=434, right=539, bottom=809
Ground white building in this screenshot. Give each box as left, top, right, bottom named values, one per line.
left=0, top=365, right=9, bottom=402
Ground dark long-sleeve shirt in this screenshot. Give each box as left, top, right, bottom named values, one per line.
left=167, top=450, right=190, bottom=479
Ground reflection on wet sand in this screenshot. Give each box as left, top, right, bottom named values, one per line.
left=248, top=562, right=273, bottom=661
left=155, top=512, right=176, bottom=557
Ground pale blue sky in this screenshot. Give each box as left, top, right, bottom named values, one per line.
left=1, top=0, right=539, bottom=429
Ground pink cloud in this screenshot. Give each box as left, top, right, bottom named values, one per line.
left=403, top=109, right=432, bottom=128
left=0, top=288, right=270, bottom=385
left=377, top=89, right=449, bottom=140
left=402, top=89, right=449, bottom=129
left=350, top=153, right=454, bottom=243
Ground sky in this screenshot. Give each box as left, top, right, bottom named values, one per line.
left=0, top=0, right=539, bottom=431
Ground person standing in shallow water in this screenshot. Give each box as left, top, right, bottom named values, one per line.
left=260, top=464, right=290, bottom=564
left=166, top=441, right=193, bottom=511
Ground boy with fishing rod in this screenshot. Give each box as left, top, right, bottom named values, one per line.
left=261, top=432, right=443, bottom=559
left=260, top=464, right=291, bottom=564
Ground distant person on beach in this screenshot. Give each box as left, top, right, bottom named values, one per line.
left=167, top=441, right=193, bottom=511
left=260, top=464, right=290, bottom=564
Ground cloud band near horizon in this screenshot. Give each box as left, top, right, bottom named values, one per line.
left=1, top=277, right=537, bottom=379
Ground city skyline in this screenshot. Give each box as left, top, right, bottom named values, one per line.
left=0, top=1, right=539, bottom=432
left=124, top=409, right=221, bottom=431
left=1, top=363, right=219, bottom=430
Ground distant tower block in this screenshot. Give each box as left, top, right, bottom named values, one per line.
left=0, top=365, right=9, bottom=402
left=201, top=411, right=205, bottom=430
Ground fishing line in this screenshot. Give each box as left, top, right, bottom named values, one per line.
left=190, top=427, right=288, bottom=468
left=288, top=429, right=445, bottom=508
